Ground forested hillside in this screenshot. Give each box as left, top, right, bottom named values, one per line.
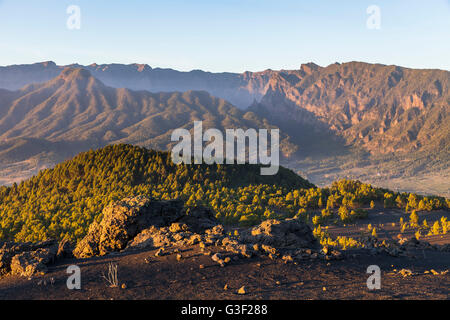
left=0, top=144, right=447, bottom=243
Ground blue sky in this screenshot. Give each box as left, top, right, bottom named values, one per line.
left=0, top=0, right=449, bottom=72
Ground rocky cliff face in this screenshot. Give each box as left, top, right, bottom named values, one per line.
left=252, top=62, right=449, bottom=155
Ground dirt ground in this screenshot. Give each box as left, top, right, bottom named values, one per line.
left=1, top=208, right=448, bottom=300
left=0, top=242, right=448, bottom=300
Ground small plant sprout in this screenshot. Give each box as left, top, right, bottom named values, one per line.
left=102, top=262, right=119, bottom=288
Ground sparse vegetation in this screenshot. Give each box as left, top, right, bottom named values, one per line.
left=102, top=262, right=119, bottom=288
left=313, top=226, right=363, bottom=250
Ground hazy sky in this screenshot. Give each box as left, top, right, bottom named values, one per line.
left=0, top=0, right=449, bottom=72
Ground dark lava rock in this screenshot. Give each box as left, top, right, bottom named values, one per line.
left=74, top=196, right=217, bottom=258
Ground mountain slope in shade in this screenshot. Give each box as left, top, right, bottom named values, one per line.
left=0, top=67, right=296, bottom=165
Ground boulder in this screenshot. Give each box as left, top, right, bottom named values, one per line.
left=126, top=226, right=182, bottom=250
left=241, top=219, right=318, bottom=250
left=224, top=243, right=253, bottom=258
left=169, top=223, right=189, bottom=233
left=211, top=253, right=223, bottom=262
left=98, top=197, right=185, bottom=255
left=187, top=234, right=202, bottom=245
left=0, top=249, right=15, bottom=276
left=72, top=221, right=102, bottom=258
left=178, top=206, right=218, bottom=233
left=74, top=197, right=184, bottom=257
left=0, top=240, right=58, bottom=276
left=205, top=225, right=225, bottom=236
left=398, top=269, right=413, bottom=277
left=10, top=245, right=57, bottom=277
left=74, top=196, right=218, bottom=258
left=237, top=286, right=246, bottom=295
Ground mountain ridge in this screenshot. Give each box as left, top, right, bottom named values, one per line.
left=2, top=61, right=447, bottom=156
left=0, top=68, right=297, bottom=172
left=0, top=61, right=448, bottom=196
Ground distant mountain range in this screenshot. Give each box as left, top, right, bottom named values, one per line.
left=0, top=61, right=448, bottom=196
left=1, top=61, right=448, bottom=154
left=0, top=61, right=273, bottom=108
left=0, top=67, right=296, bottom=163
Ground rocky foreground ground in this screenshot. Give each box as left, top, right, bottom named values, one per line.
left=0, top=196, right=449, bottom=299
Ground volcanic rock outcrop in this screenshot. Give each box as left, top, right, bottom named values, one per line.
left=73, top=196, right=320, bottom=262
left=241, top=218, right=318, bottom=249
left=0, top=240, right=62, bottom=277
left=73, top=196, right=218, bottom=258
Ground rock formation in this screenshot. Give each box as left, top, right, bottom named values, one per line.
left=73, top=196, right=218, bottom=258
left=74, top=196, right=320, bottom=263
left=0, top=240, right=60, bottom=277
left=241, top=218, right=318, bottom=249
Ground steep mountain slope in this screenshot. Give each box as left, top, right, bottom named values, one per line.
left=251, top=62, right=449, bottom=155
left=0, top=67, right=296, bottom=167
left=246, top=62, right=449, bottom=196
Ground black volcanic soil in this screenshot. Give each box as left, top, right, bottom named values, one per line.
left=0, top=244, right=448, bottom=300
